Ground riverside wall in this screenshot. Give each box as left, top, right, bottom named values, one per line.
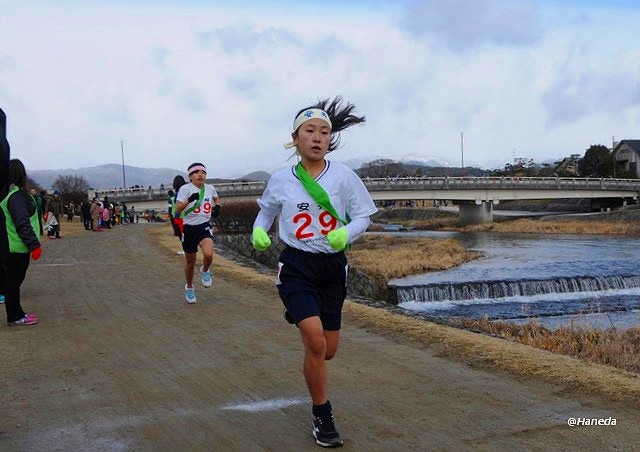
left=216, top=233, right=389, bottom=301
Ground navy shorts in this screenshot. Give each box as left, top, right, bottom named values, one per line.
left=276, top=246, right=348, bottom=331
left=181, top=222, right=213, bottom=254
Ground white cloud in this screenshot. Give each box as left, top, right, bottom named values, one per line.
left=0, top=0, right=639, bottom=180
left=400, top=0, right=542, bottom=52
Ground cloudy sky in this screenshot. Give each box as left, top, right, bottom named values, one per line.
left=1, top=0, right=639, bottom=178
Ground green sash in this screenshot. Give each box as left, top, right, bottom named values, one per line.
left=180, top=185, right=205, bottom=218
left=295, top=162, right=348, bottom=225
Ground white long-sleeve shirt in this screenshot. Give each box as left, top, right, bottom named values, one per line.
left=254, top=160, right=377, bottom=253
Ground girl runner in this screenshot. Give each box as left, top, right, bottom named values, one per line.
left=174, top=163, right=220, bottom=304
left=252, top=97, right=377, bottom=448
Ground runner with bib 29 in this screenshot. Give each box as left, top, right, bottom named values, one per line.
left=252, top=97, right=377, bottom=448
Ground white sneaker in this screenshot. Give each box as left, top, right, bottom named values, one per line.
left=200, top=266, right=213, bottom=288
left=185, top=285, right=196, bottom=304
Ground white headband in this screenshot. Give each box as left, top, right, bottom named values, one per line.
left=188, top=164, right=206, bottom=175
left=283, top=108, right=332, bottom=149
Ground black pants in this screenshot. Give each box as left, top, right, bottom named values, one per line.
left=2, top=252, right=30, bottom=323
left=48, top=222, right=61, bottom=238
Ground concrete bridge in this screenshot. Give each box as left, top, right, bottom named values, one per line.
left=91, top=176, right=640, bottom=225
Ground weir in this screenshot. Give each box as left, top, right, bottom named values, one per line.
left=389, top=275, right=640, bottom=304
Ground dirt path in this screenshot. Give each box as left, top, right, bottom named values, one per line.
left=2, top=223, right=639, bottom=451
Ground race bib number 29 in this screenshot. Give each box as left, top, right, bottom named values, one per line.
left=293, top=211, right=337, bottom=240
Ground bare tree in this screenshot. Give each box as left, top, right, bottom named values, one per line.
left=52, top=174, right=90, bottom=204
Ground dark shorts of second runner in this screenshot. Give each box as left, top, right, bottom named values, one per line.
left=181, top=222, right=213, bottom=254
left=277, top=245, right=348, bottom=331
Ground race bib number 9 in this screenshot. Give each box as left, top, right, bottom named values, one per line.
left=194, top=202, right=212, bottom=214
left=293, top=211, right=337, bottom=240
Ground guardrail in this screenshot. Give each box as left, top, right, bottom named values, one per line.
left=90, top=176, right=640, bottom=200
left=362, top=176, right=640, bottom=191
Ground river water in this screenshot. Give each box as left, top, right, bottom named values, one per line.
left=386, top=230, right=640, bottom=330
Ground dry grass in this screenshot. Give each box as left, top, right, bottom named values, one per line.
left=453, top=318, right=640, bottom=374
left=51, top=217, right=86, bottom=238
left=348, top=235, right=482, bottom=280
left=456, top=218, right=640, bottom=235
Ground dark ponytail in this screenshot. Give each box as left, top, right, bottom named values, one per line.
left=294, top=96, right=365, bottom=152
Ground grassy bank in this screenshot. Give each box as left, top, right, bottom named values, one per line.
left=456, top=218, right=640, bottom=235
left=349, top=235, right=481, bottom=279
left=375, top=205, right=640, bottom=235
left=453, top=318, right=640, bottom=374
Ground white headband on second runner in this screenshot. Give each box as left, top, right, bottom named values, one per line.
left=283, top=108, right=332, bottom=149
left=188, top=164, right=206, bottom=175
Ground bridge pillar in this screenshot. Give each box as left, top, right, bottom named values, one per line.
left=458, top=201, right=493, bottom=226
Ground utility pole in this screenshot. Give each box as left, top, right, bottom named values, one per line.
left=121, top=140, right=126, bottom=189
left=612, top=135, right=616, bottom=178
left=460, top=131, right=464, bottom=169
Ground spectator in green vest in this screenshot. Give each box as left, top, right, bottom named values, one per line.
left=0, top=159, right=41, bottom=326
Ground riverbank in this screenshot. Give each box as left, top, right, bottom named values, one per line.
left=369, top=206, right=640, bottom=375
left=374, top=204, right=640, bottom=235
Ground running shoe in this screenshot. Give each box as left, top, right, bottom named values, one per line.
left=8, top=313, right=39, bottom=326
left=312, top=415, right=343, bottom=448
left=200, top=266, right=213, bottom=288
left=185, top=285, right=197, bottom=304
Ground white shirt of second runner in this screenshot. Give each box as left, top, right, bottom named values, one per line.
left=176, top=183, right=219, bottom=225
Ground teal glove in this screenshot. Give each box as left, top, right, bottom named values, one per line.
left=327, top=227, right=349, bottom=251
left=252, top=227, right=272, bottom=251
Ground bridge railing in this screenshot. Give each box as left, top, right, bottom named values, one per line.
left=362, top=176, right=640, bottom=191
left=91, top=176, right=640, bottom=200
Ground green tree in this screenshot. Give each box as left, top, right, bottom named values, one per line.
left=578, top=145, right=613, bottom=177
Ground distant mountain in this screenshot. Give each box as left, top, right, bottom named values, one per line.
left=339, top=156, right=385, bottom=170
left=340, top=153, right=458, bottom=170
left=30, top=163, right=183, bottom=190
left=239, top=170, right=271, bottom=181
left=30, top=164, right=274, bottom=190
left=397, top=153, right=455, bottom=167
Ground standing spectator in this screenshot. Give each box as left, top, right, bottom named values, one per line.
left=90, top=199, right=101, bottom=231
left=45, top=189, right=63, bottom=238
left=0, top=159, right=41, bottom=325
left=129, top=205, right=136, bottom=224
left=102, top=204, right=111, bottom=229
left=251, top=97, right=376, bottom=448
left=67, top=202, right=75, bottom=222
left=114, top=203, right=122, bottom=225
left=120, top=203, right=128, bottom=224
left=30, top=188, right=44, bottom=235
left=81, top=197, right=92, bottom=230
